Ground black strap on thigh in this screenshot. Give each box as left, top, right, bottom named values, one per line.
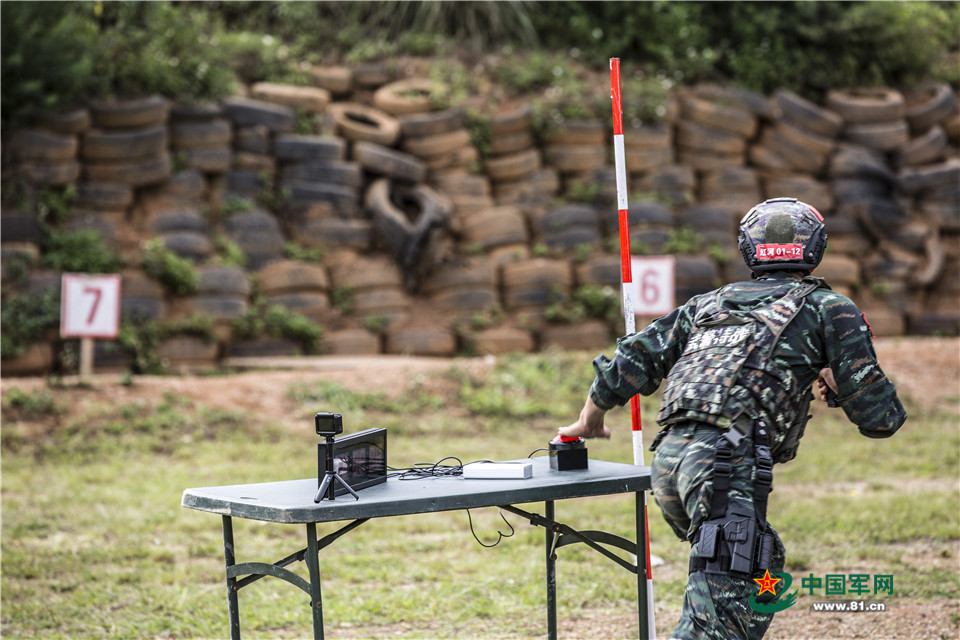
left=708, top=435, right=733, bottom=519
left=752, top=420, right=774, bottom=531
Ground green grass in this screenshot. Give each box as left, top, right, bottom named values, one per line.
left=1, top=352, right=957, bottom=638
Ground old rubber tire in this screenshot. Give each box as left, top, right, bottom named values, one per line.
left=325, top=103, right=400, bottom=146
left=273, top=134, right=347, bottom=162
left=543, top=120, right=606, bottom=146
left=485, top=149, right=541, bottom=182
left=20, top=160, right=81, bottom=186
left=905, top=83, right=959, bottom=133
left=490, top=102, right=532, bottom=135
left=843, top=120, right=910, bottom=152
left=197, top=265, right=251, bottom=297
left=400, top=108, right=464, bottom=138
left=328, top=256, right=404, bottom=291
left=76, top=182, right=134, bottom=210
left=373, top=79, right=437, bottom=116
left=250, top=82, right=331, bottom=113
left=322, top=329, right=380, bottom=355
left=289, top=218, right=371, bottom=251
left=9, top=130, right=78, bottom=162
left=89, top=96, right=169, bottom=129
left=679, top=92, right=757, bottom=138
left=258, top=260, right=329, bottom=295
left=309, top=65, right=353, bottom=95
left=541, top=320, right=611, bottom=351
left=460, top=206, right=529, bottom=250
left=471, top=325, right=535, bottom=354
left=825, top=89, right=905, bottom=124
left=353, top=141, right=427, bottom=183
left=83, top=154, right=171, bottom=187
left=896, top=125, right=948, bottom=167
left=38, top=108, right=91, bottom=135
left=280, top=160, right=362, bottom=188
left=149, top=209, right=208, bottom=234
left=402, top=129, right=471, bottom=158
left=161, top=231, right=214, bottom=260
left=385, top=327, right=456, bottom=356
left=775, top=90, right=843, bottom=138
left=222, top=97, right=296, bottom=133
left=169, top=119, right=232, bottom=149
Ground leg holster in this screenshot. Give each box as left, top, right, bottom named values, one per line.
left=689, top=420, right=775, bottom=579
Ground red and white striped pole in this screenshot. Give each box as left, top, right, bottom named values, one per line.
left=610, top=57, right=656, bottom=640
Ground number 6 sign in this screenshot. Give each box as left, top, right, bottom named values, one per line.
left=60, top=274, right=122, bottom=338
left=631, top=256, right=675, bottom=317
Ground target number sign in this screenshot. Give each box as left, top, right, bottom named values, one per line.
left=60, top=274, right=122, bottom=338
left=631, top=256, right=675, bottom=317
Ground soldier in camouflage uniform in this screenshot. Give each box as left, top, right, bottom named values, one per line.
left=559, top=198, right=906, bottom=639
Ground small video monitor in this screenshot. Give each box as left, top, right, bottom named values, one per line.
left=317, top=428, right=387, bottom=496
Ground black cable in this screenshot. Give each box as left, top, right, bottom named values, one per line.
left=388, top=456, right=469, bottom=480
left=527, top=447, right=551, bottom=458
left=465, top=508, right=515, bottom=548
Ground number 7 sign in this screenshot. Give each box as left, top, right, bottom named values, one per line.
left=60, top=274, right=122, bottom=338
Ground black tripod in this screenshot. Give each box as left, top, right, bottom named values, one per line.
left=314, top=434, right=360, bottom=503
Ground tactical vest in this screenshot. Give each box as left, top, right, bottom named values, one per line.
left=659, top=277, right=825, bottom=462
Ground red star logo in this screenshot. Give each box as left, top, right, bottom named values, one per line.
left=754, top=569, right=781, bottom=596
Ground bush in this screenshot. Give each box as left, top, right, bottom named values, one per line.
left=117, top=313, right=215, bottom=374
left=232, top=301, right=322, bottom=354
left=1, top=2, right=236, bottom=129
left=92, top=2, right=237, bottom=101
left=139, top=238, right=199, bottom=295
left=0, top=288, right=61, bottom=359
left=41, top=229, right=124, bottom=274
left=0, top=3, right=105, bottom=129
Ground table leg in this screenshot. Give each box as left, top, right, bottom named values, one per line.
left=223, top=515, right=241, bottom=640
left=636, top=492, right=649, bottom=640
left=545, top=500, right=557, bottom=640
left=305, top=522, right=325, bottom=640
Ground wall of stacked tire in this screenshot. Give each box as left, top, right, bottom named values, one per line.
left=2, top=67, right=958, bottom=374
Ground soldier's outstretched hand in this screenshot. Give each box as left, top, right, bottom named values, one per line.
left=558, top=397, right=612, bottom=439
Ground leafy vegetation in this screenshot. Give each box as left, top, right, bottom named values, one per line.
left=0, top=287, right=61, bottom=359
left=545, top=284, right=621, bottom=326
left=41, top=229, right=125, bottom=274
left=117, top=313, right=215, bottom=374
left=3, top=2, right=957, bottom=129
left=139, top=238, right=200, bottom=295
left=231, top=301, right=322, bottom=354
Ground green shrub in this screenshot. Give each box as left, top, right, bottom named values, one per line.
left=212, top=235, right=247, bottom=269
left=2, top=387, right=62, bottom=419
left=217, top=30, right=309, bottom=85
left=0, top=288, right=60, bottom=359
left=93, top=2, right=237, bottom=101
left=139, top=239, right=199, bottom=296
left=41, top=229, right=124, bottom=274
left=545, top=284, right=620, bottom=325
left=662, top=227, right=703, bottom=255
left=117, top=313, right=215, bottom=374
left=0, top=3, right=105, bottom=129
left=232, top=302, right=321, bottom=354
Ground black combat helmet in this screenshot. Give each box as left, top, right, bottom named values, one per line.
left=738, top=197, right=828, bottom=272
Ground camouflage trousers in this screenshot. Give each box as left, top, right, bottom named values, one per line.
left=651, top=423, right=786, bottom=640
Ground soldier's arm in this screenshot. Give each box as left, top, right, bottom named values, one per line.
left=821, top=296, right=906, bottom=438
left=588, top=300, right=697, bottom=410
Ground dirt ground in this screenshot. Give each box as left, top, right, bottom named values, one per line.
left=2, top=336, right=958, bottom=639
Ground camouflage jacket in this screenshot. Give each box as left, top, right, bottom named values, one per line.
left=589, top=271, right=906, bottom=461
